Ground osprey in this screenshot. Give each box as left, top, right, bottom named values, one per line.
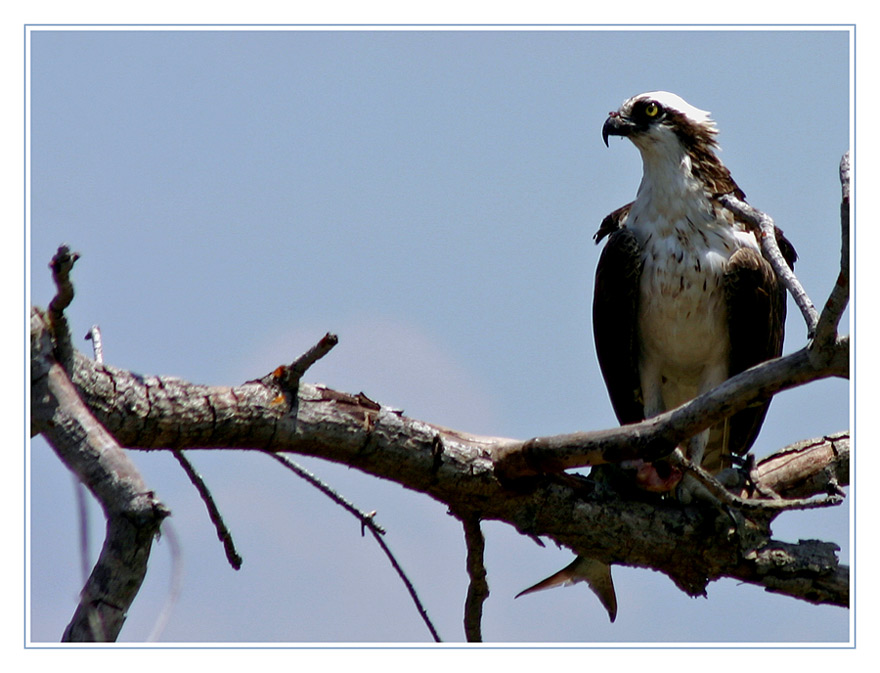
left=594, top=91, right=795, bottom=481
left=517, top=92, right=796, bottom=620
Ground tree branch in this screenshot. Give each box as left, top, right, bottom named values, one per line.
left=811, top=152, right=851, bottom=363
left=171, top=449, right=242, bottom=570
left=265, top=451, right=442, bottom=642
left=45, top=341, right=845, bottom=608
left=494, top=340, right=847, bottom=479
left=719, top=193, right=820, bottom=335
left=31, top=155, right=849, bottom=637
left=460, top=514, right=489, bottom=642
left=750, top=431, right=849, bottom=500
left=736, top=539, right=848, bottom=608
left=269, top=332, right=339, bottom=392
left=31, top=308, right=169, bottom=641
left=46, top=245, right=79, bottom=370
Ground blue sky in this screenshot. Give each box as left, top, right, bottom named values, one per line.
left=27, top=27, right=851, bottom=644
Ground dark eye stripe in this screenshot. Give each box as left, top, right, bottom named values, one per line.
left=633, top=100, right=664, bottom=122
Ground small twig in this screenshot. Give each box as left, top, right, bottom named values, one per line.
left=265, top=452, right=386, bottom=534
left=47, top=245, right=80, bottom=369
left=742, top=455, right=784, bottom=500
left=73, top=479, right=92, bottom=584
left=48, top=245, right=79, bottom=318
left=369, top=527, right=442, bottom=642
left=666, top=449, right=741, bottom=507
left=147, top=519, right=184, bottom=642
left=812, top=152, right=851, bottom=353
left=719, top=194, right=820, bottom=335
left=85, top=325, right=104, bottom=364
left=274, top=332, right=339, bottom=391
left=461, top=513, right=489, bottom=643
left=667, top=450, right=845, bottom=519
left=76, top=326, right=101, bottom=582
left=265, top=452, right=441, bottom=642
left=171, top=450, right=242, bottom=570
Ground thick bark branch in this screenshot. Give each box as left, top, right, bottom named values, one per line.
left=751, top=431, right=849, bottom=500
left=494, top=340, right=847, bottom=479
left=31, top=308, right=169, bottom=641
left=39, top=335, right=846, bottom=609
left=735, top=539, right=848, bottom=607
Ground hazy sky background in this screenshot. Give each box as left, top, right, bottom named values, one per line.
left=27, top=27, right=851, bottom=644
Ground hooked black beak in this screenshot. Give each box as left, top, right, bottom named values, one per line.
left=602, top=112, right=632, bottom=147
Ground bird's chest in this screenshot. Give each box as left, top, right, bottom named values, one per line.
left=634, top=220, right=737, bottom=372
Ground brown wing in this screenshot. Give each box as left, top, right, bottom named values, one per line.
left=592, top=212, right=644, bottom=426
left=720, top=229, right=797, bottom=460
left=594, top=202, right=633, bottom=244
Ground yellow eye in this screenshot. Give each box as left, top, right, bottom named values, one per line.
left=644, top=103, right=660, bottom=117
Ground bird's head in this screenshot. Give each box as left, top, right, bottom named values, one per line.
left=602, top=91, right=718, bottom=155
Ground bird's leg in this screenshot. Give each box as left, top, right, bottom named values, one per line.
left=687, top=428, right=709, bottom=466
left=676, top=429, right=712, bottom=503
left=618, top=371, right=684, bottom=493
left=676, top=365, right=733, bottom=502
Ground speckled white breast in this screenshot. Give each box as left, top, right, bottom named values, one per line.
left=629, top=206, right=760, bottom=412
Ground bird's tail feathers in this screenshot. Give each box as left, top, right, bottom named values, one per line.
left=516, top=556, right=618, bottom=623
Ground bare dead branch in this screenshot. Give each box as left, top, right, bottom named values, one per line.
left=719, top=194, right=820, bottom=335
left=460, top=514, right=489, bottom=642
left=265, top=452, right=441, bottom=642
left=737, top=539, right=848, bottom=608
left=85, top=324, right=104, bottom=363
left=46, top=245, right=80, bottom=370
left=36, top=230, right=845, bottom=609
left=32, top=308, right=169, bottom=641
left=31, top=152, right=851, bottom=639
left=51, top=341, right=845, bottom=607
left=31, top=252, right=171, bottom=641
left=270, top=332, right=339, bottom=392
left=667, top=447, right=845, bottom=520
left=171, top=449, right=242, bottom=570
left=265, top=451, right=387, bottom=536
left=751, top=431, right=849, bottom=500
left=494, top=340, right=847, bottom=479
left=812, top=152, right=851, bottom=356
